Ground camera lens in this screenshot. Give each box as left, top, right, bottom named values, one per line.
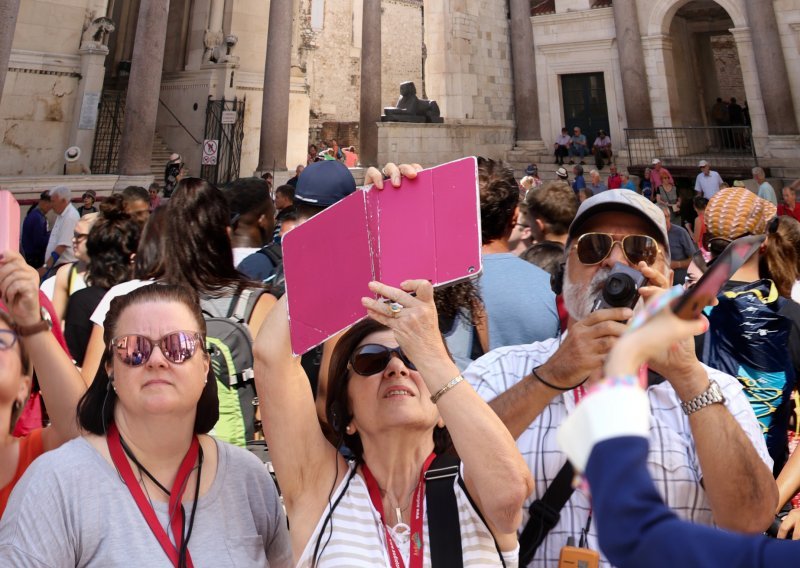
left=603, top=273, right=636, bottom=307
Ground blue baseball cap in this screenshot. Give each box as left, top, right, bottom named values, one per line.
left=294, top=161, right=357, bottom=207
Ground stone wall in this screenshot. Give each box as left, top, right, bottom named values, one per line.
left=710, top=35, right=745, bottom=102
left=377, top=121, right=514, bottom=167
left=300, top=0, right=423, bottom=148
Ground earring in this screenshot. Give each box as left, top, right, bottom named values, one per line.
left=345, top=425, right=352, bottom=434
left=13, top=400, right=23, bottom=412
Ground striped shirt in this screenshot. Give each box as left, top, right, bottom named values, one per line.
left=297, top=462, right=518, bottom=567
left=465, top=337, right=771, bottom=568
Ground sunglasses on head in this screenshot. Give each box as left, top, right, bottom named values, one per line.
left=574, top=232, right=661, bottom=266
left=110, top=331, right=204, bottom=367
left=348, top=344, right=416, bottom=376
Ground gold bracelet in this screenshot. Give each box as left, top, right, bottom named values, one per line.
left=430, top=375, right=465, bottom=404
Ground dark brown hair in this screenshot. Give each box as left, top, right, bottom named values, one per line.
left=478, top=157, right=520, bottom=244
left=77, top=284, right=218, bottom=435
left=325, top=319, right=451, bottom=463
left=525, top=181, right=579, bottom=236
left=1, top=311, right=31, bottom=432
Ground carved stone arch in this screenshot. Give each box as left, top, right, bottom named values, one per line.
left=647, top=0, right=747, bottom=36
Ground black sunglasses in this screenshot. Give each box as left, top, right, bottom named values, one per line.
left=574, top=232, right=661, bottom=266
left=349, top=344, right=416, bottom=376
left=110, top=331, right=204, bottom=367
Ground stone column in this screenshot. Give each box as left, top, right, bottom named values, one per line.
left=612, top=0, right=654, bottom=130
left=118, top=0, right=170, bottom=175
left=508, top=0, right=540, bottom=141
left=257, top=0, right=293, bottom=172
left=0, top=0, right=21, bottom=106
left=743, top=2, right=798, bottom=135
left=68, top=40, right=112, bottom=170
left=359, top=0, right=381, bottom=167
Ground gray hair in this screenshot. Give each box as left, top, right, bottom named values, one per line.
left=752, top=167, right=765, bottom=178
left=48, top=185, right=71, bottom=200
left=589, top=169, right=600, bottom=178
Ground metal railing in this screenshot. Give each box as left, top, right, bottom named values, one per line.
left=91, top=91, right=126, bottom=175
left=624, top=126, right=757, bottom=169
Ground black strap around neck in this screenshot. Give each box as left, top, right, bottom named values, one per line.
left=518, top=460, right=575, bottom=566
left=425, top=453, right=463, bottom=568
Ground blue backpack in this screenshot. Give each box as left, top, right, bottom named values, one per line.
left=702, top=279, right=796, bottom=472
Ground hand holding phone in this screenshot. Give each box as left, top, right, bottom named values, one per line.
left=670, top=235, right=764, bottom=320
left=0, top=190, right=21, bottom=254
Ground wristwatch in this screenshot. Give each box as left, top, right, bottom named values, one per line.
left=680, top=380, right=725, bottom=416
left=15, top=307, right=53, bottom=337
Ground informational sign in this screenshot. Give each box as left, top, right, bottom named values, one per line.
left=78, top=92, right=101, bottom=130
left=221, top=110, right=237, bottom=125
left=202, top=139, right=219, bottom=165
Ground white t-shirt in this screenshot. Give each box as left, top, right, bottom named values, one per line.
left=694, top=170, right=723, bottom=199
left=45, top=204, right=80, bottom=266
left=90, top=279, right=153, bottom=327
left=233, top=247, right=260, bottom=267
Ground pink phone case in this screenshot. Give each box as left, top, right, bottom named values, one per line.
left=283, top=157, right=482, bottom=355
left=0, top=191, right=21, bottom=254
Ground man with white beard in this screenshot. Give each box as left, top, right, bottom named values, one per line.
left=464, top=190, right=777, bottom=568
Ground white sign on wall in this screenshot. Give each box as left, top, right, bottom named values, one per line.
left=202, top=139, right=219, bottom=165
left=221, top=110, right=237, bottom=124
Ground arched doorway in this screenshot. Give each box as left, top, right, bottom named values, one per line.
left=665, top=0, right=745, bottom=128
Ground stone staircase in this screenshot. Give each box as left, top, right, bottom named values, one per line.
left=506, top=145, right=631, bottom=183
left=150, top=131, right=174, bottom=182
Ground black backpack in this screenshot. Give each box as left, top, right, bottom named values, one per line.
left=257, top=242, right=286, bottom=298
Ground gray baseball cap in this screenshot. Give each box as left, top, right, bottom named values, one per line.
left=568, top=190, right=669, bottom=247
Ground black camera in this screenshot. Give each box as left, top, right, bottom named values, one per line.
left=591, top=262, right=648, bottom=312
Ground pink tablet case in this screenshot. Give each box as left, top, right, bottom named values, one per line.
left=0, top=191, right=21, bottom=253
left=283, top=157, right=482, bottom=355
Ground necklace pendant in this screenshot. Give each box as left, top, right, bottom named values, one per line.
left=395, top=506, right=402, bottom=526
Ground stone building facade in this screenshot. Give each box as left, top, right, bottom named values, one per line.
left=0, top=0, right=798, bottom=182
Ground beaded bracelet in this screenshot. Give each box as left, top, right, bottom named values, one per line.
left=531, top=366, right=589, bottom=392
left=430, top=375, right=464, bottom=404
left=586, top=374, right=639, bottom=397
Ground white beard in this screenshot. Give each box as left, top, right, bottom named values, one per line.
left=562, top=265, right=611, bottom=321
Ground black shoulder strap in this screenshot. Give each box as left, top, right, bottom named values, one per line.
left=425, top=454, right=463, bottom=568
left=518, top=461, right=575, bottom=566
left=257, top=242, right=283, bottom=265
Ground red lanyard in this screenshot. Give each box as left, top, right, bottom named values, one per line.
left=362, top=453, right=436, bottom=568
left=107, top=423, right=199, bottom=568
left=573, top=385, right=587, bottom=405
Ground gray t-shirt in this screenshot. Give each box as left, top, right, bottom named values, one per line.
left=0, top=436, right=292, bottom=567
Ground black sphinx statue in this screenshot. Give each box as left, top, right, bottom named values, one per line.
left=382, top=82, right=444, bottom=124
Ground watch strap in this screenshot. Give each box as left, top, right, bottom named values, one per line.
left=15, top=307, right=53, bottom=337
left=680, top=380, right=725, bottom=416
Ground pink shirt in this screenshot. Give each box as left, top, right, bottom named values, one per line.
left=650, top=166, right=674, bottom=189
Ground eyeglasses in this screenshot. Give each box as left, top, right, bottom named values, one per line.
left=0, top=329, right=19, bottom=351
left=73, top=232, right=89, bottom=242
left=574, top=232, right=661, bottom=266
left=349, top=344, right=416, bottom=376
left=110, top=331, right=204, bottom=367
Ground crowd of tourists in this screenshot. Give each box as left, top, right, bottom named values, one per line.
left=2, top=153, right=800, bottom=567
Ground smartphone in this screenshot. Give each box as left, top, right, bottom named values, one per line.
left=671, top=234, right=765, bottom=320
left=0, top=190, right=21, bottom=253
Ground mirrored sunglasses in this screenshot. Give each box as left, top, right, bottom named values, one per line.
left=575, top=232, right=660, bottom=266
left=349, top=344, right=416, bottom=376
left=110, top=331, right=204, bottom=367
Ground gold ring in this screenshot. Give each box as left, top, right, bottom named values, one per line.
left=388, top=302, right=403, bottom=317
